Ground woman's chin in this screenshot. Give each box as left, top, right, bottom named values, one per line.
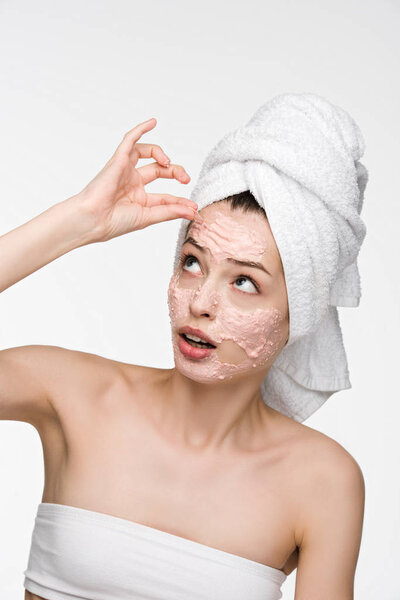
left=173, top=357, right=266, bottom=385
left=173, top=362, right=230, bottom=384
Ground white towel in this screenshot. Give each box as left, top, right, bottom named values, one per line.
left=172, top=93, right=368, bottom=422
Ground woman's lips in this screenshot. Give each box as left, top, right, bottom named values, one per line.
left=178, top=333, right=216, bottom=359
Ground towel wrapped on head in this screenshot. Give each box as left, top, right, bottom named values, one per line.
left=172, top=93, right=368, bottom=422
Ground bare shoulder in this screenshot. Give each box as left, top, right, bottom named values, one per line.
left=286, top=422, right=365, bottom=547
left=28, top=344, right=132, bottom=394
left=39, top=345, right=159, bottom=404
left=0, top=343, right=158, bottom=426
left=44, top=347, right=172, bottom=419
left=288, top=422, right=365, bottom=495
left=299, top=424, right=364, bottom=483
left=0, top=344, right=128, bottom=427
left=271, top=419, right=366, bottom=594
left=272, top=421, right=365, bottom=596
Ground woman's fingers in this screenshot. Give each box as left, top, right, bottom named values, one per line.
left=140, top=203, right=200, bottom=229
left=114, top=118, right=158, bottom=158
left=137, top=162, right=190, bottom=186
left=112, top=120, right=190, bottom=183
left=134, top=143, right=171, bottom=167
left=145, top=192, right=198, bottom=210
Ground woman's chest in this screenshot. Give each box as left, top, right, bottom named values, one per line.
left=39, top=397, right=298, bottom=573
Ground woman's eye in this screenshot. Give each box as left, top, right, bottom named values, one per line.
left=180, top=255, right=258, bottom=294
left=233, top=276, right=258, bottom=294
left=182, top=255, right=201, bottom=273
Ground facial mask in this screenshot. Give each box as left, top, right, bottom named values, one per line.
left=189, top=213, right=267, bottom=263
left=167, top=213, right=287, bottom=382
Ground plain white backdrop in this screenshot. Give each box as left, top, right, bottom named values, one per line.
left=0, top=1, right=399, bottom=598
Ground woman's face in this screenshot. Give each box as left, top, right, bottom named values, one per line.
left=167, top=201, right=289, bottom=384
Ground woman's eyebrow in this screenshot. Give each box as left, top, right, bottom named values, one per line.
left=182, top=236, right=272, bottom=277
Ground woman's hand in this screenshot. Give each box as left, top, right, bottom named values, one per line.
left=75, top=118, right=200, bottom=243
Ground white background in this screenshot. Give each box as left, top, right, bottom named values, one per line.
left=0, top=1, right=399, bottom=598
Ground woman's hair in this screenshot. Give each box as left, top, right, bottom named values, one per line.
left=221, top=191, right=266, bottom=216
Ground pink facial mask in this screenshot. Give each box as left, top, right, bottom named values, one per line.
left=168, top=213, right=287, bottom=382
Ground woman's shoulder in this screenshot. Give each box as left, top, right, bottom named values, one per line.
left=280, top=418, right=365, bottom=541
left=281, top=417, right=364, bottom=484
left=281, top=421, right=365, bottom=583
left=297, top=421, right=362, bottom=471
left=268, top=412, right=364, bottom=501
left=22, top=346, right=166, bottom=413
left=43, top=347, right=168, bottom=391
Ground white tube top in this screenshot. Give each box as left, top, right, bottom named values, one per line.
left=23, top=502, right=287, bottom=600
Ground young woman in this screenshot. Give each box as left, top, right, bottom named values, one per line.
left=0, top=117, right=365, bottom=600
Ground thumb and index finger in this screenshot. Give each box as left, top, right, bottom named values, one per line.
left=119, top=117, right=203, bottom=228
left=110, top=118, right=204, bottom=230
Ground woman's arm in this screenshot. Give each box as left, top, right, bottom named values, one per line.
left=0, top=196, right=93, bottom=293
left=294, top=444, right=365, bottom=600
left=0, top=117, right=198, bottom=294
left=0, top=118, right=199, bottom=426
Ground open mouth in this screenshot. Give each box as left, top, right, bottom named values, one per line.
left=179, top=333, right=216, bottom=349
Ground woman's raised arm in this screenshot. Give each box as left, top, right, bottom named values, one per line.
left=0, top=117, right=199, bottom=294
left=0, top=118, right=200, bottom=428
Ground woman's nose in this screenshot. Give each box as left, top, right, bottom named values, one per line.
left=189, top=280, right=219, bottom=319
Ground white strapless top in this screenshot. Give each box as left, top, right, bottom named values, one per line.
left=23, top=502, right=287, bottom=600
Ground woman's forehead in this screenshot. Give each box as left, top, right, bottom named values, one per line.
left=185, top=202, right=280, bottom=265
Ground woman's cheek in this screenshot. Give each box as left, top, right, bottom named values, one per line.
left=167, top=273, right=192, bottom=325
left=211, top=303, right=285, bottom=368
left=215, top=339, right=248, bottom=365
left=167, top=273, right=286, bottom=379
